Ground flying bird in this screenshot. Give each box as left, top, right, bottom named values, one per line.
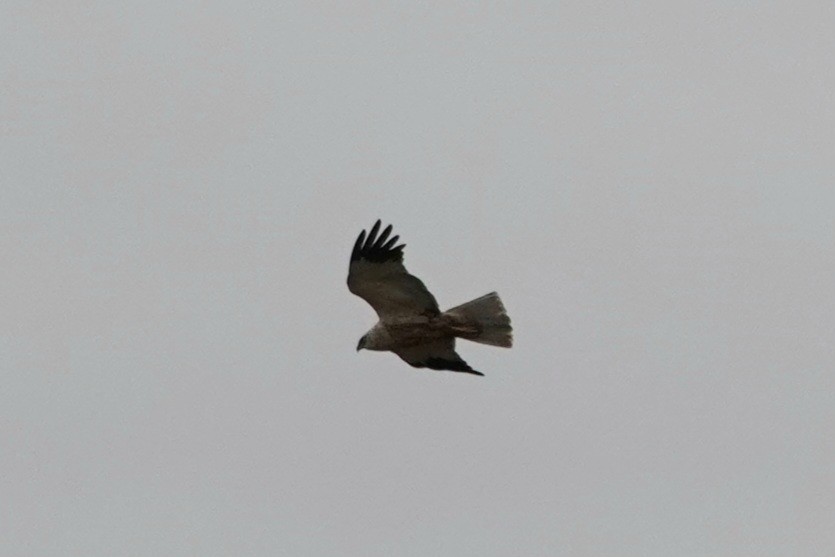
left=347, top=220, right=512, bottom=376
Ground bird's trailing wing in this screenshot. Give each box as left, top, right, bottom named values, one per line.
left=347, top=220, right=440, bottom=320
left=393, top=339, right=483, bottom=376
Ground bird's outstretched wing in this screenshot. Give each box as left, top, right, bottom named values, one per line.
left=347, top=220, right=439, bottom=320
left=393, top=339, right=483, bottom=376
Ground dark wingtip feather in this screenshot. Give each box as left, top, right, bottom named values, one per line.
left=366, top=220, right=381, bottom=245
left=350, top=221, right=405, bottom=263
left=376, top=224, right=393, bottom=247
left=352, top=230, right=366, bottom=256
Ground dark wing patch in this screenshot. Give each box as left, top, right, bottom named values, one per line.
left=407, top=356, right=483, bottom=376
left=351, top=219, right=405, bottom=264
left=393, top=339, right=482, bottom=376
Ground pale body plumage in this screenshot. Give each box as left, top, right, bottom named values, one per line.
left=347, top=220, right=512, bottom=376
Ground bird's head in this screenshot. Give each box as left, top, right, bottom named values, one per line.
left=356, top=335, right=367, bottom=352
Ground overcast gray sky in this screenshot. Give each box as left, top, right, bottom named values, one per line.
left=2, top=2, right=834, bottom=556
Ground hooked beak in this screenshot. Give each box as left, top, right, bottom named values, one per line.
left=356, top=339, right=363, bottom=352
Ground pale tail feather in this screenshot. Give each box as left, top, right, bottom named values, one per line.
left=443, top=292, right=513, bottom=348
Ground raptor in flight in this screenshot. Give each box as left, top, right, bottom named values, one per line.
left=347, top=220, right=512, bottom=376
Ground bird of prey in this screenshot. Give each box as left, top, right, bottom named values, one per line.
left=347, top=220, right=512, bottom=376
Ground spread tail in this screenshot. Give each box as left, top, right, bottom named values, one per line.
left=443, top=292, right=513, bottom=348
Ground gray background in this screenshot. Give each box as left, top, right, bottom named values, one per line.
left=2, top=2, right=833, bottom=556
